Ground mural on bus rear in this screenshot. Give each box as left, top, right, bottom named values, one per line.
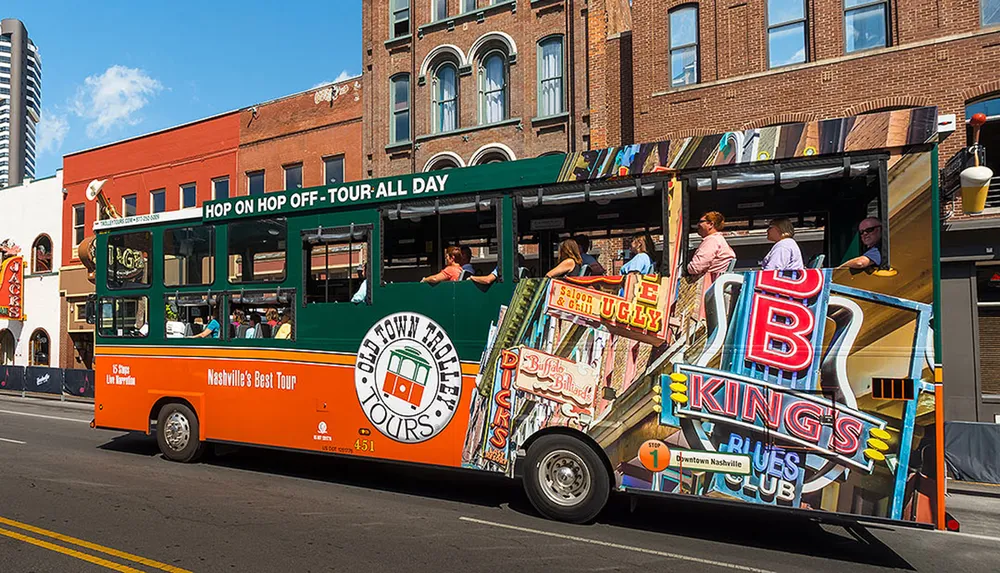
left=461, top=145, right=938, bottom=524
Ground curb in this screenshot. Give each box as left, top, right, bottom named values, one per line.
left=0, top=393, right=95, bottom=412
left=948, top=480, right=1000, bottom=499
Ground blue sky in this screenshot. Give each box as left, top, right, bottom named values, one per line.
left=6, top=1, right=363, bottom=177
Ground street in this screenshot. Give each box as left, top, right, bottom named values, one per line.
left=0, top=396, right=998, bottom=573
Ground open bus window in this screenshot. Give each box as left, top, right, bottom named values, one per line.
left=228, top=218, right=287, bottom=284
left=164, top=226, right=215, bottom=287
left=165, top=293, right=220, bottom=338
left=685, top=213, right=828, bottom=272
left=107, top=232, right=151, bottom=290
left=382, top=196, right=498, bottom=284
left=98, top=296, right=148, bottom=338
left=227, top=290, right=295, bottom=340
left=515, top=183, right=663, bottom=278
left=303, top=225, right=371, bottom=304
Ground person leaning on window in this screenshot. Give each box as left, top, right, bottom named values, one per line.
left=421, top=246, right=464, bottom=284
left=189, top=313, right=222, bottom=339
left=546, top=239, right=583, bottom=277
left=620, top=233, right=656, bottom=275
left=687, top=211, right=736, bottom=281
left=838, top=217, right=882, bottom=270
left=760, top=217, right=804, bottom=271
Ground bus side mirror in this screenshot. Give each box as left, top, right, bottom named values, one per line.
left=85, top=295, right=96, bottom=325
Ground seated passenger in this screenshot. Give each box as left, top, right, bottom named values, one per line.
left=190, top=313, right=221, bottom=339
left=460, top=245, right=476, bottom=275
left=421, top=246, right=463, bottom=284
left=838, top=217, right=882, bottom=270
left=265, top=308, right=279, bottom=329
left=687, top=211, right=736, bottom=282
left=351, top=264, right=368, bottom=304
left=470, top=253, right=527, bottom=286
left=760, top=217, right=804, bottom=271
left=546, top=239, right=583, bottom=278
left=245, top=313, right=263, bottom=338
left=620, top=233, right=656, bottom=275
left=274, top=313, right=292, bottom=339
left=574, top=236, right=607, bottom=275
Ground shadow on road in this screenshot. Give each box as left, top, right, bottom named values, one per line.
left=99, top=433, right=914, bottom=570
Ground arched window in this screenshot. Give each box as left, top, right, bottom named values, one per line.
left=479, top=51, right=508, bottom=124
left=471, top=144, right=515, bottom=165
left=668, top=5, right=699, bottom=87
left=0, top=329, right=14, bottom=366
left=29, top=329, right=49, bottom=367
left=425, top=153, right=463, bottom=171
left=32, top=234, right=52, bottom=273
left=432, top=63, right=459, bottom=133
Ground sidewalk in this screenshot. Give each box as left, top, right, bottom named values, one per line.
left=0, top=392, right=94, bottom=412
left=948, top=478, right=1000, bottom=499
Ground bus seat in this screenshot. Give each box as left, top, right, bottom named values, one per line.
left=518, top=267, right=529, bottom=278
left=260, top=323, right=272, bottom=338
left=575, top=264, right=591, bottom=276
left=725, top=258, right=737, bottom=273
left=459, top=269, right=472, bottom=281
left=184, top=323, right=193, bottom=337
left=808, top=254, right=826, bottom=268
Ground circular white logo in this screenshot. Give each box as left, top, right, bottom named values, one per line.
left=355, top=312, right=463, bottom=443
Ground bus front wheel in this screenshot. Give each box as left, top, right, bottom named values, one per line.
left=156, top=403, right=206, bottom=463
left=522, top=434, right=609, bottom=524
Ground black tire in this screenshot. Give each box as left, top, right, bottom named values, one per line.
left=156, top=402, right=206, bottom=463
left=521, top=434, right=610, bottom=524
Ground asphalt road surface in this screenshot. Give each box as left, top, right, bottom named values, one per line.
left=1, top=396, right=998, bottom=573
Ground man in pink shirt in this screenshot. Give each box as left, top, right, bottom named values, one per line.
left=687, top=211, right=736, bottom=282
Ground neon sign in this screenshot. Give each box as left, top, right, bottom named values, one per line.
left=0, top=256, right=24, bottom=321
left=483, top=349, right=519, bottom=468
left=546, top=274, right=669, bottom=345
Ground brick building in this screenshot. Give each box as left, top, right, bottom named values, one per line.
left=361, top=0, right=588, bottom=177
left=237, top=78, right=364, bottom=195
left=59, top=112, right=241, bottom=369
left=587, top=0, right=1000, bottom=422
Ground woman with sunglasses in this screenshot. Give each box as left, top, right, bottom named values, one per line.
left=687, top=211, right=736, bottom=282
left=839, top=217, right=882, bottom=270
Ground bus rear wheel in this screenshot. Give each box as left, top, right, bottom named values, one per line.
left=522, top=434, right=609, bottom=524
left=156, top=403, right=206, bottom=463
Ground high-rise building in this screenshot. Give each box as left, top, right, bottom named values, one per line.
left=0, top=18, right=42, bottom=189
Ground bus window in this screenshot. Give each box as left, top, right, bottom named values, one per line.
left=107, top=232, right=151, bottom=290
left=227, top=290, right=295, bottom=340
left=165, top=293, right=219, bottom=338
left=98, top=296, right=148, bottom=338
left=685, top=213, right=827, bottom=272
left=382, top=196, right=498, bottom=283
left=228, top=218, right=287, bottom=284
left=164, top=226, right=215, bottom=287
left=303, top=225, right=371, bottom=304
left=516, top=184, right=663, bottom=277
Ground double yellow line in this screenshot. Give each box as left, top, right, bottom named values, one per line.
left=0, top=515, right=191, bottom=572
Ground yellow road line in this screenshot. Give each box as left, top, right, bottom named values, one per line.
left=0, top=515, right=192, bottom=573
left=0, top=526, right=147, bottom=573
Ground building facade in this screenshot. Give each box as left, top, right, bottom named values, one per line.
left=0, top=171, right=62, bottom=368
left=59, top=113, right=241, bottom=369
left=362, top=0, right=588, bottom=177
left=585, top=0, right=1000, bottom=424
left=0, top=18, right=42, bottom=188
left=237, top=78, right=364, bottom=195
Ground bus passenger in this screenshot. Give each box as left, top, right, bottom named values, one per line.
left=274, top=313, right=292, bottom=339
left=421, top=246, right=463, bottom=284
left=761, top=217, right=804, bottom=271
left=839, top=217, right=882, bottom=270
left=190, top=313, right=221, bottom=339
left=245, top=313, right=263, bottom=338
left=620, top=233, right=656, bottom=275
left=460, top=245, right=475, bottom=275
left=470, top=253, right=527, bottom=286
left=351, top=264, right=368, bottom=304
left=265, top=308, right=279, bottom=329
left=687, top=211, right=736, bottom=281
left=574, top=236, right=606, bottom=275
left=546, top=239, right=583, bottom=278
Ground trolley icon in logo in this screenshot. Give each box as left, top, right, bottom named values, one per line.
left=382, top=346, right=432, bottom=410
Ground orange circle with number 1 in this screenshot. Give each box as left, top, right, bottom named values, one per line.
left=638, top=439, right=671, bottom=472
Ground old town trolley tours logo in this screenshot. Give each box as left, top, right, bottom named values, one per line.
left=355, top=312, right=463, bottom=443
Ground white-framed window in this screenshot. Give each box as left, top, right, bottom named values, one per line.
left=391, top=0, right=410, bottom=38
left=31, top=234, right=52, bottom=274
left=324, top=156, right=345, bottom=186
left=151, top=189, right=166, bottom=213
left=669, top=5, right=699, bottom=87
left=463, top=0, right=476, bottom=12
left=248, top=170, right=265, bottom=196
left=391, top=74, right=411, bottom=143
left=537, top=36, right=564, bottom=117
left=432, top=63, right=459, bottom=133
left=844, top=0, right=889, bottom=53
left=213, top=176, right=230, bottom=200
left=73, top=203, right=85, bottom=247
left=123, top=194, right=137, bottom=218
left=433, top=0, right=448, bottom=21
left=985, top=0, right=1000, bottom=26
left=284, top=163, right=303, bottom=190
left=767, top=0, right=807, bottom=68
left=181, top=183, right=196, bottom=209
left=479, top=51, right=508, bottom=124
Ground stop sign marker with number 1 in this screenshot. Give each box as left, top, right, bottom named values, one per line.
left=638, top=439, right=670, bottom=472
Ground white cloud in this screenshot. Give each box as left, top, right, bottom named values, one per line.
left=36, top=111, right=69, bottom=155
left=312, top=70, right=357, bottom=89
left=72, top=65, right=163, bottom=138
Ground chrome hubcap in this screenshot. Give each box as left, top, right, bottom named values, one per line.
left=163, top=411, right=191, bottom=452
left=538, top=449, right=591, bottom=507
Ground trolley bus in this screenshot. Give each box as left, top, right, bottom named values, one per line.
left=91, top=106, right=947, bottom=526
